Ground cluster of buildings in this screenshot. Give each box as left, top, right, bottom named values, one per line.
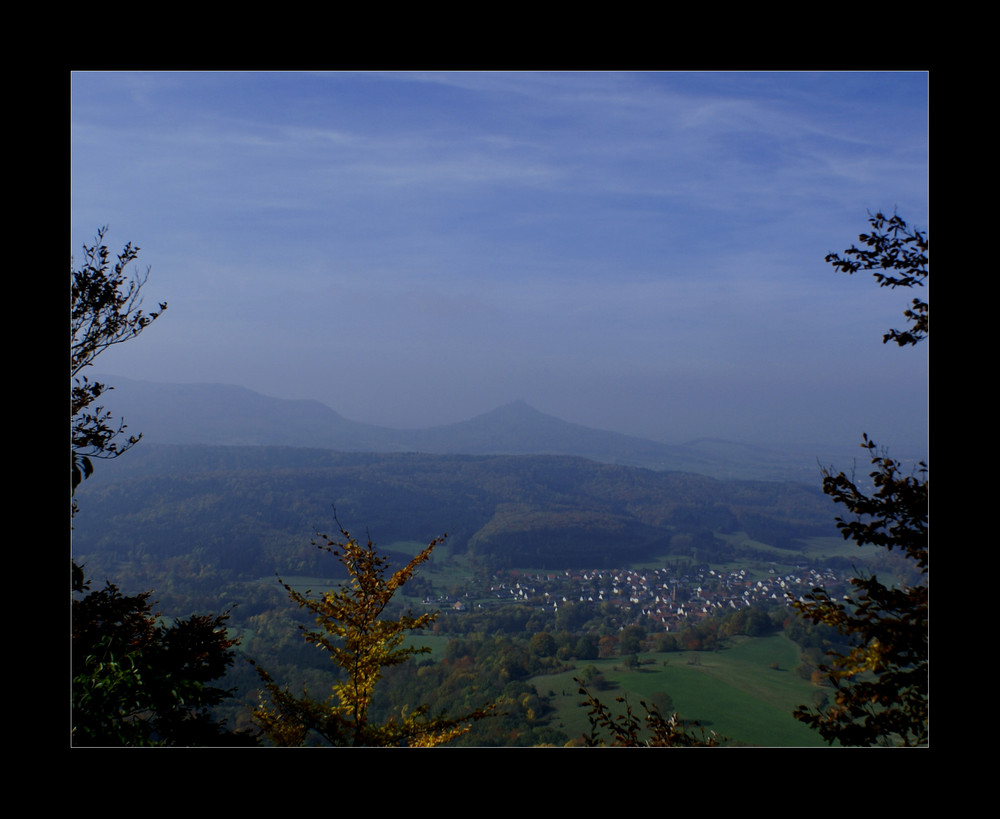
left=479, top=564, right=845, bottom=631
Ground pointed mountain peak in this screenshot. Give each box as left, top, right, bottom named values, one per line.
left=464, top=400, right=570, bottom=430
left=488, top=399, right=544, bottom=417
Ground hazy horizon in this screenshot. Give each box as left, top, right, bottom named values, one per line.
left=72, top=71, right=928, bottom=456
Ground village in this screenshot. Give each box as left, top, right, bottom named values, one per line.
left=434, top=563, right=847, bottom=633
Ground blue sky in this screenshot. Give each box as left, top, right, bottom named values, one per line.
left=71, top=71, right=928, bottom=454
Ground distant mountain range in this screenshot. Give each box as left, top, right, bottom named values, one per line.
left=91, top=375, right=855, bottom=483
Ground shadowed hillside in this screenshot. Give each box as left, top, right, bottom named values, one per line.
left=72, top=444, right=839, bottom=578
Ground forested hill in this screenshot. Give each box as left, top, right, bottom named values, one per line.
left=72, top=444, right=839, bottom=579
left=92, top=375, right=853, bottom=483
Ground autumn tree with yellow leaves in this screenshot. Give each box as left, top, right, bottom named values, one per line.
left=251, top=520, right=495, bottom=746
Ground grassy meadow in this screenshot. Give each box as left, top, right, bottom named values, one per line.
left=271, top=540, right=840, bottom=747
left=531, top=634, right=829, bottom=747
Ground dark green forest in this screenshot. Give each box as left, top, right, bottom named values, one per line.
left=73, top=444, right=839, bottom=579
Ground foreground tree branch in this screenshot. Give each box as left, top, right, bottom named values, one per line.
left=790, top=436, right=927, bottom=746
left=824, top=210, right=928, bottom=347
left=576, top=679, right=722, bottom=747
left=71, top=226, right=167, bottom=501
left=251, top=518, right=496, bottom=746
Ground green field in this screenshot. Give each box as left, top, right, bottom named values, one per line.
left=262, top=551, right=837, bottom=748
left=530, top=634, right=829, bottom=747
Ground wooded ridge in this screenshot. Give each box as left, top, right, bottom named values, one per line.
left=72, top=444, right=839, bottom=578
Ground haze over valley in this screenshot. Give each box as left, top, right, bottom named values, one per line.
left=71, top=71, right=928, bottom=747
left=93, top=374, right=913, bottom=484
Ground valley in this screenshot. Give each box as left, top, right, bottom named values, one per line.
left=71, top=378, right=903, bottom=747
